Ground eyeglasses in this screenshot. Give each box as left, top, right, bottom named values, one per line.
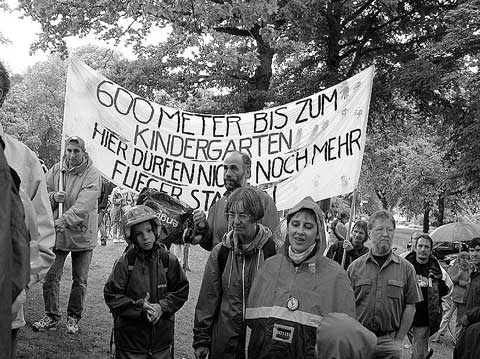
left=226, top=212, right=251, bottom=221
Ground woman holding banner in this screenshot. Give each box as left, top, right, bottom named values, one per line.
left=326, top=220, right=369, bottom=270
left=245, top=197, right=356, bottom=359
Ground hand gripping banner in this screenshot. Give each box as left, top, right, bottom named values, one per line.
left=63, top=57, right=374, bottom=211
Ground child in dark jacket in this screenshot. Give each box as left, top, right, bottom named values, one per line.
left=104, top=205, right=189, bottom=359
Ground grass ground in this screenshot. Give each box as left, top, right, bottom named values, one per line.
left=17, top=227, right=455, bottom=358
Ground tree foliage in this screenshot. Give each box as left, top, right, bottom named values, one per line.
left=9, top=0, right=480, bottom=220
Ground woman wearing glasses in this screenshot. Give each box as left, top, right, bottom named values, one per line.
left=193, top=187, right=277, bottom=359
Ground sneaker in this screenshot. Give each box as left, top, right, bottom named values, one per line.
left=66, top=316, right=79, bottom=334
left=32, top=315, right=59, bottom=331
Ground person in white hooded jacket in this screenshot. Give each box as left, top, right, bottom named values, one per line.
left=0, top=61, right=56, bottom=358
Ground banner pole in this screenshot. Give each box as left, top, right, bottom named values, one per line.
left=341, top=188, right=358, bottom=269
left=58, top=167, right=64, bottom=216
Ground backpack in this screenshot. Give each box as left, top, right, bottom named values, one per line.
left=217, top=238, right=277, bottom=275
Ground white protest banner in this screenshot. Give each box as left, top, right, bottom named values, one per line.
left=63, top=57, right=374, bottom=211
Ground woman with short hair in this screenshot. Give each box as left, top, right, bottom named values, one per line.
left=193, top=187, right=277, bottom=359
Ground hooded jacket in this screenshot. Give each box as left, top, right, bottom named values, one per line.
left=46, top=154, right=100, bottom=251
left=245, top=197, right=356, bottom=359
left=1, top=126, right=55, bottom=286
left=104, top=242, right=189, bottom=354
left=0, top=137, right=29, bottom=357
left=193, top=224, right=276, bottom=359
left=405, top=251, right=449, bottom=335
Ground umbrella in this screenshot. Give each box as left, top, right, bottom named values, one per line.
left=430, top=222, right=480, bottom=243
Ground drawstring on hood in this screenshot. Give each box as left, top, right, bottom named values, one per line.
left=222, top=224, right=272, bottom=288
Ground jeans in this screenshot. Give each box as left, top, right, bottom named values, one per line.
left=43, top=249, right=93, bottom=320
left=409, top=326, right=430, bottom=359
left=375, top=333, right=403, bottom=359
left=98, top=210, right=107, bottom=241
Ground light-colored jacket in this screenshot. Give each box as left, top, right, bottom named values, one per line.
left=2, top=127, right=55, bottom=286
left=46, top=154, right=100, bottom=251
left=1, top=126, right=56, bottom=330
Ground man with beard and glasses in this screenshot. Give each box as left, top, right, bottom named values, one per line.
left=192, top=151, right=280, bottom=251
left=347, top=210, right=422, bottom=359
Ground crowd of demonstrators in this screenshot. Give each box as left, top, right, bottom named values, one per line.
left=245, top=197, right=357, bottom=359
left=454, top=237, right=480, bottom=359
left=404, top=234, right=449, bottom=359
left=32, top=136, right=101, bottom=334
left=326, top=220, right=369, bottom=269
left=433, top=251, right=471, bottom=341
left=98, top=177, right=115, bottom=246
left=110, top=186, right=127, bottom=243
left=2, top=58, right=475, bottom=359
left=192, top=151, right=280, bottom=251
left=326, top=211, right=349, bottom=244
left=104, top=205, right=189, bottom=359
left=348, top=210, right=423, bottom=359
left=193, top=187, right=277, bottom=359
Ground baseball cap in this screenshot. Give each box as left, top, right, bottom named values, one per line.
left=65, top=136, right=86, bottom=151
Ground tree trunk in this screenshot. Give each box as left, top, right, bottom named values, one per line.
left=437, top=194, right=445, bottom=227
left=244, top=27, right=274, bottom=112
left=423, top=203, right=431, bottom=233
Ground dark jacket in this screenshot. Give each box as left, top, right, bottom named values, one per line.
left=405, top=252, right=449, bottom=334
left=104, top=244, right=189, bottom=354
left=193, top=224, right=275, bottom=359
left=454, top=270, right=480, bottom=359
left=326, top=241, right=369, bottom=269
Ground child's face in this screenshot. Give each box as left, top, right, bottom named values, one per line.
left=133, top=221, right=155, bottom=250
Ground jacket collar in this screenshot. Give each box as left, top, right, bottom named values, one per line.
left=404, top=251, right=443, bottom=278
left=366, top=249, right=400, bottom=266
left=62, top=153, right=91, bottom=175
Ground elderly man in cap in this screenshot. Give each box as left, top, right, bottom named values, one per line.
left=33, top=136, right=100, bottom=334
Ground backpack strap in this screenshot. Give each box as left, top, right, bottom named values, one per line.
left=157, top=243, right=170, bottom=273
left=124, top=244, right=170, bottom=284
left=217, top=244, right=230, bottom=277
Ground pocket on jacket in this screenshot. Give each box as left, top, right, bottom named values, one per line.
left=387, top=280, right=404, bottom=299
left=355, top=279, right=372, bottom=297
